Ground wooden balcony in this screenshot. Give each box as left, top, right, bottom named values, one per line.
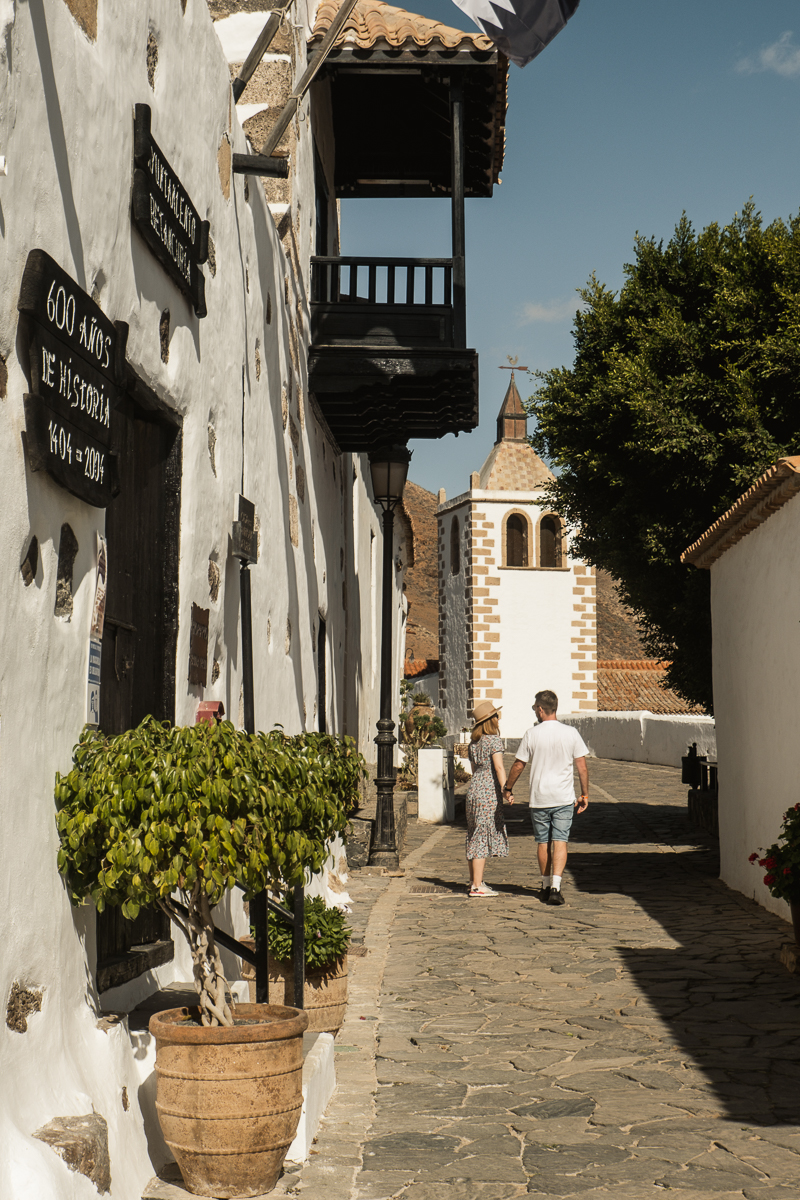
left=308, top=256, right=478, bottom=452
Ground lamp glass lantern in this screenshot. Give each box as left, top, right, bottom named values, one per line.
left=369, top=445, right=411, bottom=510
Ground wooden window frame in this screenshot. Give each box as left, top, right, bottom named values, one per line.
left=501, top=508, right=533, bottom=569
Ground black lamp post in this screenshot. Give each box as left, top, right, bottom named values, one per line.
left=368, top=444, right=412, bottom=868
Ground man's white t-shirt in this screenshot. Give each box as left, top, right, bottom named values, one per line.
left=515, top=720, right=589, bottom=809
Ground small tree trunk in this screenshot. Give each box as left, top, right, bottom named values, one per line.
left=180, top=883, right=234, bottom=1027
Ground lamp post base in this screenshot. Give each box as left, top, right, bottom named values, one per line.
left=369, top=848, right=400, bottom=870
left=369, top=717, right=399, bottom=867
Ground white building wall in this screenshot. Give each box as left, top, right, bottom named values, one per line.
left=0, top=3, right=400, bottom=1196
left=437, top=496, right=470, bottom=734
left=709, top=492, right=800, bottom=923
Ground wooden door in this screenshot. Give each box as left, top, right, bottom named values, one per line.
left=96, top=396, right=181, bottom=980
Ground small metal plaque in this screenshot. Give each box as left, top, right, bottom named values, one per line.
left=232, top=495, right=257, bottom=563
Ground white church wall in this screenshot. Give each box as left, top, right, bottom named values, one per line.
left=707, top=491, right=800, bottom=924
left=497, top=562, right=578, bottom=737
left=559, top=711, right=716, bottom=767
left=0, top=3, right=397, bottom=1196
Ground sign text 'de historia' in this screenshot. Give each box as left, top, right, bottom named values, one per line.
left=132, top=104, right=209, bottom=318
left=18, top=249, right=125, bottom=507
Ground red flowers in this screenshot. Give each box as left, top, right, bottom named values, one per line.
left=764, top=874, right=776, bottom=885
left=784, top=867, right=793, bottom=876
left=749, top=853, right=759, bottom=863
left=764, top=856, right=777, bottom=869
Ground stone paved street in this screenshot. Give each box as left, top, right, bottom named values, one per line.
left=273, top=759, right=800, bottom=1199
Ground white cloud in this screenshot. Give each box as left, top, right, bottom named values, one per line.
left=737, top=31, right=800, bottom=77
left=519, top=297, right=584, bottom=325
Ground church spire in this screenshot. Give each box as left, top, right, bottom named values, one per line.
left=496, top=371, right=528, bottom=444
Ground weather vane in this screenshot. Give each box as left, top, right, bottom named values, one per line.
left=499, top=355, right=528, bottom=374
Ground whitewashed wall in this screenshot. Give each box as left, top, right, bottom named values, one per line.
left=438, top=496, right=470, bottom=733
left=707, top=491, right=800, bottom=924
left=0, top=3, right=401, bottom=1197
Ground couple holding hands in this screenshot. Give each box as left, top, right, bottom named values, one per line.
left=465, top=690, right=589, bottom=902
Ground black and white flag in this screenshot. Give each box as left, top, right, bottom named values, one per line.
left=451, top=0, right=580, bottom=67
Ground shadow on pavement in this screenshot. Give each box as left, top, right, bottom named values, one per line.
left=569, top=845, right=799, bottom=1126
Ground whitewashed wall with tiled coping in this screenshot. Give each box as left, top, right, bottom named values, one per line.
left=706, top=487, right=800, bottom=925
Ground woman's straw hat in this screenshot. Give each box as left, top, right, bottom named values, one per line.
left=471, top=700, right=502, bottom=729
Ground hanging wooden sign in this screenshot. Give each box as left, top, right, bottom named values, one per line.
left=188, top=603, right=210, bottom=686
left=132, top=104, right=209, bottom=318
left=232, top=494, right=258, bottom=563
left=17, top=249, right=125, bottom=507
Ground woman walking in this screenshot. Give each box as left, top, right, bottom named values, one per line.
left=466, top=700, right=509, bottom=897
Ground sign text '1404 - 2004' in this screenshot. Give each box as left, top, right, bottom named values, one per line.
left=47, top=418, right=106, bottom=483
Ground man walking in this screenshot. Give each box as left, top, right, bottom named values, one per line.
left=503, top=690, right=589, bottom=905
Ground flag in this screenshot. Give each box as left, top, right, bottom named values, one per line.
left=450, top=0, right=580, bottom=68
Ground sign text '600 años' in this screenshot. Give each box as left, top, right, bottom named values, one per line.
left=18, top=249, right=125, bottom=507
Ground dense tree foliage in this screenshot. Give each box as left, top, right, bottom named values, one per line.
left=529, top=204, right=800, bottom=711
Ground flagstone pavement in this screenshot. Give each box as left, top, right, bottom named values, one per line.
left=275, top=758, right=800, bottom=1198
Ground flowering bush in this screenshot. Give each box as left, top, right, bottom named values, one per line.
left=750, top=802, right=800, bottom=903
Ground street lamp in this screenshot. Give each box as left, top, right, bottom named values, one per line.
left=368, top=444, right=412, bottom=867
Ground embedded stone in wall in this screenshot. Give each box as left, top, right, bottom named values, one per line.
left=297, top=464, right=305, bottom=502
left=288, top=414, right=299, bottom=454
left=0, top=352, right=7, bottom=398
left=20, top=536, right=38, bottom=587
left=208, top=558, right=220, bottom=602
left=289, top=494, right=298, bottom=546
left=218, top=133, right=232, bottom=201
left=6, top=981, right=42, bottom=1033
left=62, top=0, right=97, bottom=41
left=147, top=30, right=158, bottom=90
left=34, top=1114, right=111, bottom=1194
left=54, top=524, right=78, bottom=619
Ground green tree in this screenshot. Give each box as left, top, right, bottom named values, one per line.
left=529, top=203, right=800, bottom=710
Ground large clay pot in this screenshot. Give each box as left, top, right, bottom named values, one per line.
left=149, top=1003, right=308, bottom=1199
left=240, top=944, right=348, bottom=1034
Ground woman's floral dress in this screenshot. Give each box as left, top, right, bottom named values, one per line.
left=466, top=733, right=508, bottom=860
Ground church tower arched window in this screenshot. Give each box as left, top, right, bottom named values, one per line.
left=539, top=515, right=562, bottom=568
left=506, top=514, right=528, bottom=567
left=450, top=516, right=460, bottom=575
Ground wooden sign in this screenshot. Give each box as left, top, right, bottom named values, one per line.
left=188, top=603, right=210, bottom=686
left=18, top=249, right=125, bottom=507
left=132, top=104, right=209, bottom=318
left=232, top=495, right=258, bottom=563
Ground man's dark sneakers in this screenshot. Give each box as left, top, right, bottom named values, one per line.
left=540, top=885, right=551, bottom=902
left=547, top=888, right=566, bottom=906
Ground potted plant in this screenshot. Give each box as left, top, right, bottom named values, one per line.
left=55, top=716, right=365, bottom=1198
left=398, top=682, right=446, bottom=788
left=242, top=896, right=351, bottom=1033
left=750, top=801, right=800, bottom=942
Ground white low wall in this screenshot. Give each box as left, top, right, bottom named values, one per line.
left=418, top=747, right=455, bottom=823
left=559, top=711, right=716, bottom=768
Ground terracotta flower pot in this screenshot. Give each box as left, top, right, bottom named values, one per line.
left=269, top=953, right=349, bottom=1034
left=240, top=943, right=349, bottom=1034
left=149, top=1003, right=308, bottom=1198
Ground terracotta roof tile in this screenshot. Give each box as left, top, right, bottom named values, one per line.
left=310, top=0, right=495, bottom=51
left=682, top=456, right=800, bottom=568
left=477, top=440, right=553, bottom=491
left=404, top=656, right=439, bottom=678
left=597, top=663, right=704, bottom=715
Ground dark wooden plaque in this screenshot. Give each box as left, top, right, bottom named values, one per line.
left=188, top=603, right=210, bottom=686
left=23, top=394, right=120, bottom=508
left=18, top=250, right=126, bottom=507
left=132, top=105, right=209, bottom=319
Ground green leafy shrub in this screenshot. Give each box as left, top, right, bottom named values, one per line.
left=267, top=895, right=351, bottom=970
left=55, top=717, right=366, bottom=1025
left=397, top=683, right=446, bottom=787
left=750, top=803, right=800, bottom=903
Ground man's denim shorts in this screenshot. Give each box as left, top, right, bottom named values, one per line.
left=530, top=803, right=575, bottom=843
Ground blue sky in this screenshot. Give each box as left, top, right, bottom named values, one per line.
left=339, top=0, right=800, bottom=499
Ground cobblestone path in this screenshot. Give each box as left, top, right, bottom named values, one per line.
left=276, top=759, right=800, bottom=1199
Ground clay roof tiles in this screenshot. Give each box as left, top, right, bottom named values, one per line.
left=310, top=0, right=495, bottom=51
left=597, top=662, right=704, bottom=716
left=681, top=456, right=800, bottom=568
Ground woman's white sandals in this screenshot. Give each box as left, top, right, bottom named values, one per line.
left=469, top=884, right=498, bottom=897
